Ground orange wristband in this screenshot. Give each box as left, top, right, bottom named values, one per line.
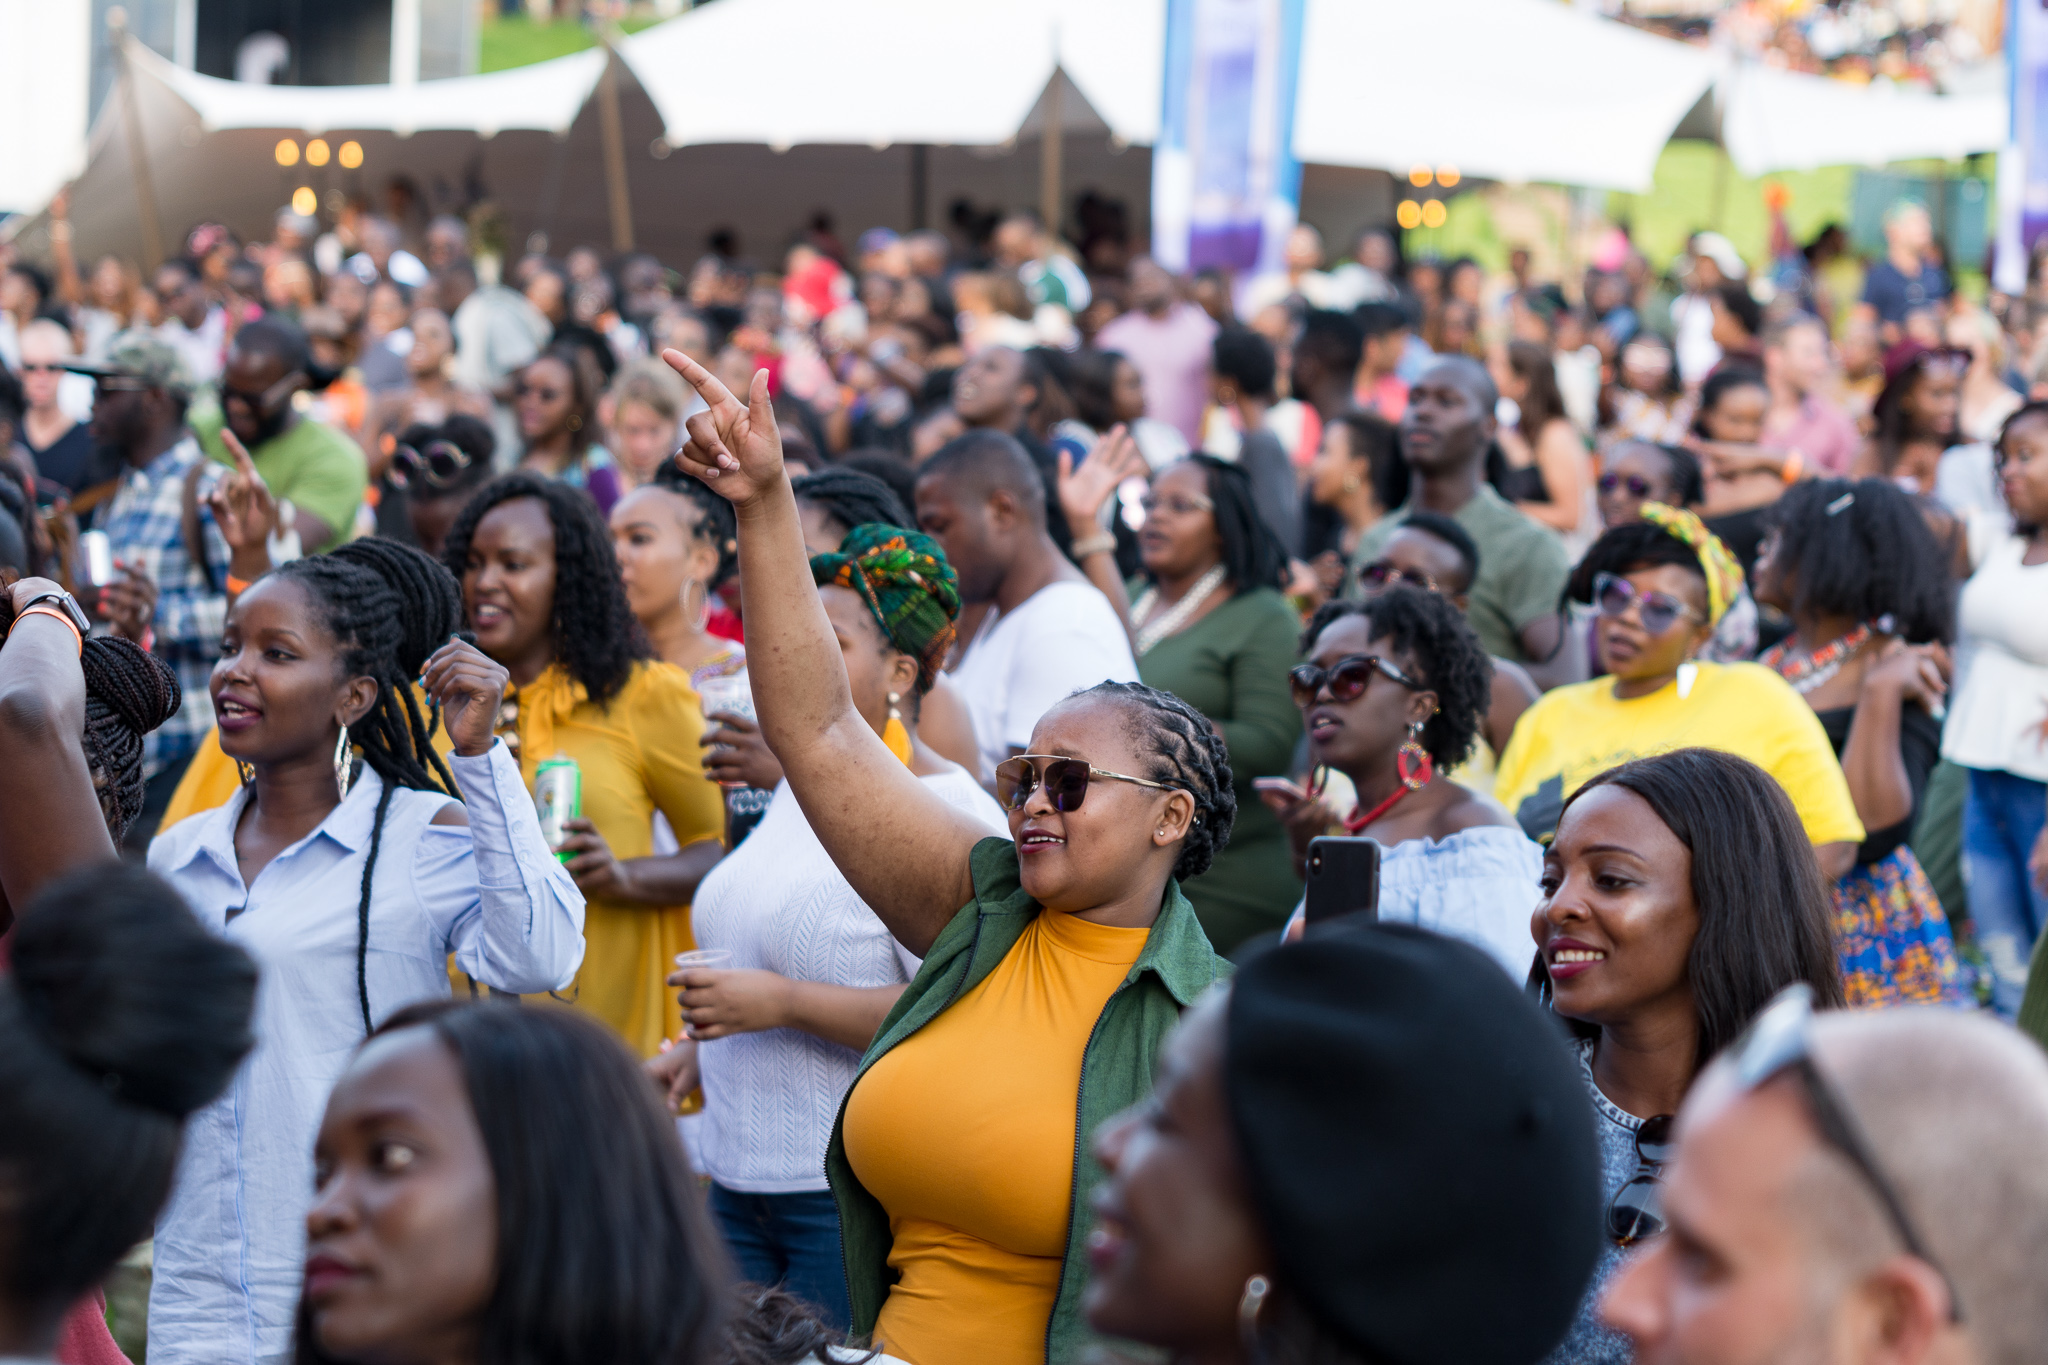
left=226, top=574, right=253, bottom=594
left=16, top=604, right=83, bottom=655
left=1780, top=449, right=1804, bottom=485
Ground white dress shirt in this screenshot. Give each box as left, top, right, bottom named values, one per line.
left=144, top=741, right=585, bottom=1365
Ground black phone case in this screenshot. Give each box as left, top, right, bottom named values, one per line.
left=1304, top=836, right=1382, bottom=924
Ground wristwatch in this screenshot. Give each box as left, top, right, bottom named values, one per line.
left=22, top=591, right=92, bottom=635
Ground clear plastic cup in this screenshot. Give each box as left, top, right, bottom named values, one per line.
left=673, top=949, right=733, bottom=972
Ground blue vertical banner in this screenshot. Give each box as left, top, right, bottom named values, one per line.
left=1997, top=0, right=2048, bottom=292
left=1151, top=0, right=1306, bottom=279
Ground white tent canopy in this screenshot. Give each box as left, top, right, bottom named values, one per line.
left=129, top=38, right=606, bottom=137
left=1715, top=61, right=2007, bottom=176
left=617, top=0, right=1721, bottom=193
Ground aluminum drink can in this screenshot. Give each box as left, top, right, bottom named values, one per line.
left=534, top=755, right=581, bottom=862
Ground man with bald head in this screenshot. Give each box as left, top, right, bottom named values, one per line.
left=914, top=429, right=1138, bottom=773
left=1603, top=1003, right=2048, bottom=1365
left=1351, top=357, right=1577, bottom=687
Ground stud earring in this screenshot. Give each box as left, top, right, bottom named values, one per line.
left=333, top=723, right=353, bottom=801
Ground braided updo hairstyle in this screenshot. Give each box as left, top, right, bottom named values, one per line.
left=652, top=456, right=740, bottom=590
left=269, top=537, right=465, bottom=1034
left=79, top=638, right=181, bottom=841
left=1079, top=681, right=1236, bottom=881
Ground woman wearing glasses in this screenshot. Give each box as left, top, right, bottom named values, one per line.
left=1262, top=585, right=1542, bottom=976
left=1493, top=507, right=1863, bottom=878
left=1128, top=455, right=1303, bottom=951
left=1750, top=478, right=1971, bottom=1007
left=514, top=345, right=622, bottom=515
left=646, top=525, right=1006, bottom=1329
left=1535, top=747, right=1844, bottom=1365
left=660, top=350, right=1232, bottom=1365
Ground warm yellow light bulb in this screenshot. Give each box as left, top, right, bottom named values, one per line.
left=338, top=140, right=364, bottom=169
left=1421, top=200, right=1448, bottom=228
left=1408, top=165, right=1433, bottom=188
left=1437, top=165, right=1461, bottom=188
left=1396, top=200, right=1423, bottom=230
left=305, top=138, right=330, bottom=166
left=274, top=138, right=300, bottom=167
left=291, top=185, right=318, bottom=216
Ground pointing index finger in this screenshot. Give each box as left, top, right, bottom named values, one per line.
left=661, top=348, right=743, bottom=419
left=220, top=427, right=261, bottom=481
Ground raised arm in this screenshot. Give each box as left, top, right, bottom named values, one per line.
left=664, top=351, right=987, bottom=954
left=0, top=578, right=116, bottom=931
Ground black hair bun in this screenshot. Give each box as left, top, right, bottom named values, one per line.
left=80, top=636, right=182, bottom=734
left=11, top=865, right=256, bottom=1119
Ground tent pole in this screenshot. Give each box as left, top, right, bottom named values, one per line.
left=1040, top=70, right=1063, bottom=234
left=910, top=144, right=929, bottom=230
left=598, top=48, right=636, bottom=252
left=112, top=31, right=166, bottom=272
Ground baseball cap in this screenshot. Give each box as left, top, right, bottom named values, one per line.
left=63, top=331, right=196, bottom=395
left=1226, top=925, right=1603, bottom=1365
left=1688, top=231, right=1748, bottom=281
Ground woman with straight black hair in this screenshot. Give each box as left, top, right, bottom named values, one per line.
left=146, top=538, right=586, bottom=1365
left=1533, top=746, right=1844, bottom=1365
left=1126, top=453, right=1302, bottom=949
left=297, top=999, right=729, bottom=1365
left=1752, top=477, right=1970, bottom=1006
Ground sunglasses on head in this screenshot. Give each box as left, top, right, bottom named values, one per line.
left=1592, top=571, right=1703, bottom=636
left=1288, top=653, right=1422, bottom=708
left=1358, top=560, right=1438, bottom=594
left=994, top=754, right=1180, bottom=814
left=1598, top=472, right=1657, bottom=499
left=1731, top=984, right=1963, bottom=1320
left=389, top=439, right=473, bottom=489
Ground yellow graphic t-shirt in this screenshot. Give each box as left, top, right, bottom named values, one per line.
left=1493, top=662, right=1864, bottom=847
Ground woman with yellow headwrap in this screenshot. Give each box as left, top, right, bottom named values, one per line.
left=646, top=523, right=1008, bottom=1331
left=1493, top=504, right=1865, bottom=879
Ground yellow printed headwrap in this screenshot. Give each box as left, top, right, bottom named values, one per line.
left=1638, top=501, right=1744, bottom=627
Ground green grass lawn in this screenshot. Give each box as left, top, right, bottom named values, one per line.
left=479, top=13, right=666, bottom=73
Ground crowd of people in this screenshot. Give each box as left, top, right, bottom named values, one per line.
left=0, top=175, right=2047, bottom=1365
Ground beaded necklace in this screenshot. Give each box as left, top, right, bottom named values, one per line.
left=1759, top=620, right=1879, bottom=695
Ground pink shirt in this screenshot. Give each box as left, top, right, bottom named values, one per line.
left=1094, top=303, right=1220, bottom=446
left=1764, top=394, right=1860, bottom=475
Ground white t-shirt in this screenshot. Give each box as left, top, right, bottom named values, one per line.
left=688, top=769, right=1007, bottom=1193
left=1944, top=533, right=2048, bottom=783
left=952, top=580, right=1140, bottom=773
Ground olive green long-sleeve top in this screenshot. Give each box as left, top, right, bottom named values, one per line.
left=1135, top=586, right=1305, bottom=952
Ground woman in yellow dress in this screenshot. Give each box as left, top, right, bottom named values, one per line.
left=442, top=472, right=726, bottom=1056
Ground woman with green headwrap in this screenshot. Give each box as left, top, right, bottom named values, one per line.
left=646, top=523, right=1008, bottom=1330
left=1493, top=504, right=1865, bottom=881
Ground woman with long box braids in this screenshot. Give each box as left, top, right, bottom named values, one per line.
left=142, top=536, right=586, bottom=1365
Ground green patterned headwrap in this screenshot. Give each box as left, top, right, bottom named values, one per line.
left=809, top=523, right=962, bottom=694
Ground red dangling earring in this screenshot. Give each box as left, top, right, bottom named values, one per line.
left=1396, top=721, right=1434, bottom=790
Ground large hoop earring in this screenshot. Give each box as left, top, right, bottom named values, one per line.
left=681, top=575, right=708, bottom=632
left=334, top=723, right=353, bottom=801
left=1397, top=721, right=1434, bottom=790
left=1238, top=1275, right=1272, bottom=1353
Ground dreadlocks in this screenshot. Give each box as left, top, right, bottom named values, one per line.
left=272, top=537, right=464, bottom=1033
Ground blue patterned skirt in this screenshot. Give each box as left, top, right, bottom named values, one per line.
left=1834, top=845, right=1973, bottom=1007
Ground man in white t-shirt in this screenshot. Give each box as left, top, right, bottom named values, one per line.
left=913, top=431, right=1139, bottom=773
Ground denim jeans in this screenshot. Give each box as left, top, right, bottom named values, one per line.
left=708, top=1183, right=850, bottom=1330
left=1963, top=767, right=2048, bottom=1019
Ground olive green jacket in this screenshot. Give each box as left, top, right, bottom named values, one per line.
left=826, top=837, right=1231, bottom=1365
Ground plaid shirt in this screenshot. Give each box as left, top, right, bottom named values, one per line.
left=95, top=435, right=229, bottom=780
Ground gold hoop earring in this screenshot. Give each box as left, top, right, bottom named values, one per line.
left=1238, top=1275, right=1272, bottom=1352
left=334, top=723, right=353, bottom=801
left=566, top=413, right=583, bottom=432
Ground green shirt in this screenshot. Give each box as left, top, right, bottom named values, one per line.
left=1136, top=586, right=1305, bottom=951
left=193, top=410, right=368, bottom=554
left=1350, top=484, right=1570, bottom=663
left=827, top=838, right=1230, bottom=1365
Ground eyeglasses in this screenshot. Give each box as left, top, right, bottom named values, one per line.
left=994, top=754, right=1181, bottom=814
left=390, top=439, right=473, bottom=489
left=1137, top=491, right=1214, bottom=518
left=1357, top=560, right=1438, bottom=594
left=1592, top=571, right=1703, bottom=636
left=1597, top=472, right=1657, bottom=499
left=514, top=382, right=564, bottom=402
left=1605, top=1114, right=1676, bottom=1246
left=1288, top=653, right=1422, bottom=708
left=17, top=363, right=63, bottom=375
left=1730, top=983, right=1963, bottom=1321
left=92, top=376, right=156, bottom=395
left=220, top=371, right=301, bottom=412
